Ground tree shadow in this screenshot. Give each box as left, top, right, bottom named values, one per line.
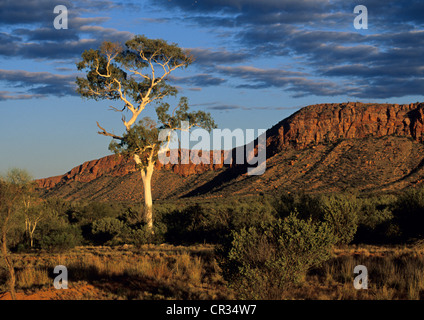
left=63, top=264, right=205, bottom=300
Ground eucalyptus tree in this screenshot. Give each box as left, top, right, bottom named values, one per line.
left=76, top=35, right=215, bottom=231
left=0, top=169, right=33, bottom=300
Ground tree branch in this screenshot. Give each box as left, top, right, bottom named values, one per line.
left=96, top=122, right=123, bottom=140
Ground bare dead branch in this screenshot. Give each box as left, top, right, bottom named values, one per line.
left=96, top=122, right=123, bottom=140
left=108, top=105, right=126, bottom=113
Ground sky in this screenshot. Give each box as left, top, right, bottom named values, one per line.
left=0, top=0, right=424, bottom=179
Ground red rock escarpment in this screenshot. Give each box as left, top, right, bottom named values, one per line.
left=36, top=150, right=231, bottom=189
left=267, top=102, right=424, bottom=153
left=37, top=102, right=424, bottom=190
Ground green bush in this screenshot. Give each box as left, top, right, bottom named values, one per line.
left=163, top=203, right=220, bottom=244
left=220, top=212, right=336, bottom=299
left=68, top=201, right=123, bottom=224
left=273, top=192, right=321, bottom=220
left=91, top=217, right=126, bottom=245
left=39, top=225, right=83, bottom=252
left=320, top=194, right=360, bottom=245
left=229, top=200, right=276, bottom=230
left=273, top=192, right=360, bottom=245
left=354, top=195, right=396, bottom=244
left=163, top=199, right=276, bottom=245
left=392, top=187, right=424, bottom=241
left=129, top=225, right=164, bottom=245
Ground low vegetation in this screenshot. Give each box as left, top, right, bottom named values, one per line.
left=2, top=174, right=424, bottom=299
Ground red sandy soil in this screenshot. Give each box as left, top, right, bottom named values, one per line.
left=0, top=283, right=107, bottom=300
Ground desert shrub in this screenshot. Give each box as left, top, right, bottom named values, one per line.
left=220, top=212, right=336, bottom=299
left=354, top=195, right=396, bottom=244
left=357, top=195, right=395, bottom=229
left=121, top=220, right=166, bottom=246
left=319, top=194, right=360, bottom=245
left=34, top=207, right=79, bottom=249
left=163, top=203, right=221, bottom=244
left=127, top=224, right=165, bottom=245
left=274, top=192, right=359, bottom=245
left=229, top=200, right=276, bottom=230
left=392, top=187, right=424, bottom=241
left=68, top=201, right=123, bottom=224
left=129, top=226, right=153, bottom=245
left=163, top=199, right=276, bottom=245
left=91, top=217, right=127, bottom=245
left=44, top=198, right=72, bottom=218
left=118, top=204, right=144, bottom=225
left=38, top=225, right=83, bottom=252
left=273, top=192, right=321, bottom=220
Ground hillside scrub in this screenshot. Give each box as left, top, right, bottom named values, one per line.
left=392, top=187, right=424, bottom=241
left=3, top=186, right=424, bottom=300
left=218, top=212, right=337, bottom=299
left=7, top=187, right=424, bottom=252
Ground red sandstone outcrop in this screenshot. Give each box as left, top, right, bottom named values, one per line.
left=36, top=155, right=133, bottom=189
left=267, top=102, right=424, bottom=153
left=36, top=150, right=232, bottom=189
left=37, top=102, right=424, bottom=190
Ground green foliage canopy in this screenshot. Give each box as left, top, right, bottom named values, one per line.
left=76, top=35, right=193, bottom=113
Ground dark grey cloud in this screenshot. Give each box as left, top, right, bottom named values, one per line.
left=13, top=27, right=80, bottom=42
left=207, top=104, right=243, bottom=111
left=0, top=0, right=127, bottom=26
left=216, top=65, right=346, bottom=97
left=188, top=48, right=248, bottom=66
left=152, top=0, right=424, bottom=29
left=140, top=17, right=171, bottom=24
left=0, top=69, right=78, bottom=98
left=0, top=26, right=133, bottom=60
left=0, top=0, right=71, bottom=26
left=151, top=0, right=424, bottom=99
left=170, top=74, right=227, bottom=87
left=0, top=0, right=136, bottom=100
left=351, top=78, right=424, bottom=99
left=193, top=101, right=304, bottom=112
left=0, top=0, right=134, bottom=61
left=2, top=0, right=423, bottom=101
left=0, top=90, right=44, bottom=101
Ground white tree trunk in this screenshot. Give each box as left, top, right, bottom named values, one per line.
left=141, top=168, right=153, bottom=230
left=135, top=155, right=154, bottom=231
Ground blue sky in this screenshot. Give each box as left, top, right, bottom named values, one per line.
left=1, top=0, right=424, bottom=179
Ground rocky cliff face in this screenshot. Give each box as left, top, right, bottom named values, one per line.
left=36, top=155, right=133, bottom=189
left=267, top=102, right=424, bottom=153
left=36, top=150, right=231, bottom=189
left=37, top=102, right=424, bottom=192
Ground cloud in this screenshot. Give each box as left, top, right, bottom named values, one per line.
left=188, top=48, right=248, bottom=67
left=0, top=0, right=71, bottom=26
left=151, top=0, right=424, bottom=99
left=0, top=90, right=44, bottom=101
left=152, top=0, right=424, bottom=29
left=193, top=101, right=303, bottom=112
left=215, top=65, right=347, bottom=97
left=170, top=74, right=227, bottom=87
left=0, top=69, right=78, bottom=99
left=0, top=26, right=133, bottom=60
left=0, top=0, right=134, bottom=61
left=140, top=17, right=171, bottom=24
left=2, top=0, right=423, bottom=100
